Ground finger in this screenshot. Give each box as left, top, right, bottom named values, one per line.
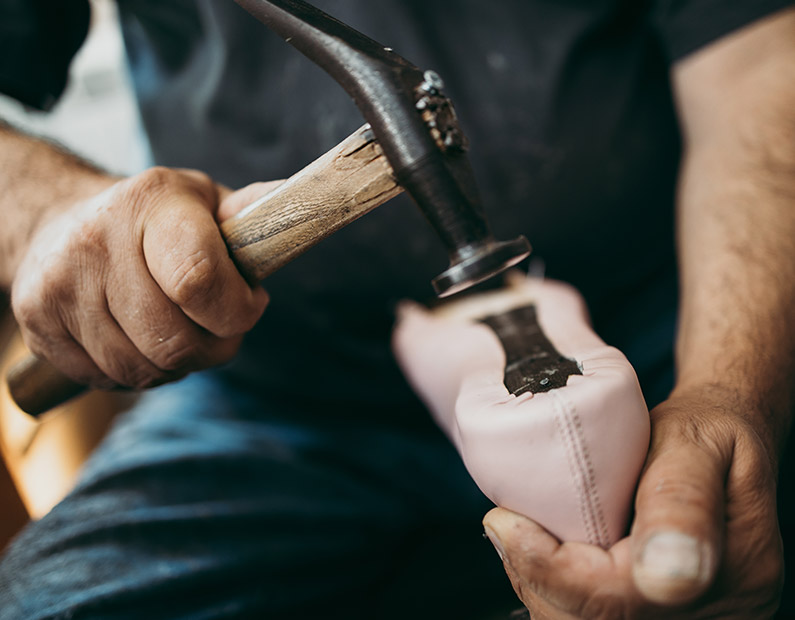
left=60, top=293, right=168, bottom=389
left=79, top=318, right=167, bottom=389
left=142, top=191, right=269, bottom=338
left=216, top=180, right=285, bottom=222
left=12, top=279, right=115, bottom=388
left=106, top=254, right=243, bottom=373
left=18, top=322, right=115, bottom=389
left=483, top=508, right=635, bottom=616
left=215, top=184, right=233, bottom=204
left=630, top=436, right=727, bottom=605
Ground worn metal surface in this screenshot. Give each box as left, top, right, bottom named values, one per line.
left=480, top=304, right=582, bottom=396
left=233, top=0, right=529, bottom=296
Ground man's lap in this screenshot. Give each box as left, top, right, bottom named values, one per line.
left=0, top=374, right=515, bottom=619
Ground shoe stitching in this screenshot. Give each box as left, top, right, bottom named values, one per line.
left=551, top=390, right=610, bottom=547
left=565, top=393, right=610, bottom=547
left=551, top=392, right=598, bottom=546
left=559, top=390, right=610, bottom=547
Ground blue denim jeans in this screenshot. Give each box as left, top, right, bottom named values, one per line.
left=0, top=374, right=516, bottom=619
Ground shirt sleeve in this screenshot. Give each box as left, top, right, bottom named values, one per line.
left=652, top=0, right=795, bottom=62
left=0, top=0, right=91, bottom=110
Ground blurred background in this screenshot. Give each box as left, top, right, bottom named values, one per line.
left=0, top=0, right=149, bottom=175
left=0, top=0, right=147, bottom=550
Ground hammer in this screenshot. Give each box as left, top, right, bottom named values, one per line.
left=7, top=0, right=530, bottom=416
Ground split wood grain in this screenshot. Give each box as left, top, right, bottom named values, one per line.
left=222, top=124, right=402, bottom=282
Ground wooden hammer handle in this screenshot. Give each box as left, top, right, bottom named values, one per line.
left=222, top=124, right=401, bottom=281
left=8, top=124, right=402, bottom=416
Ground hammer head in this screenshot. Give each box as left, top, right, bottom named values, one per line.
left=399, top=70, right=531, bottom=296
left=235, top=0, right=531, bottom=296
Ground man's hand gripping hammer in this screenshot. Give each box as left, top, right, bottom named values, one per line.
left=7, top=0, right=530, bottom=416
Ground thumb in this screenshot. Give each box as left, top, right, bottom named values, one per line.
left=630, top=432, right=727, bottom=605
left=216, top=180, right=285, bottom=222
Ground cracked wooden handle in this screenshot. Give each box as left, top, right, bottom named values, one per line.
left=221, top=124, right=401, bottom=281
left=8, top=124, right=402, bottom=416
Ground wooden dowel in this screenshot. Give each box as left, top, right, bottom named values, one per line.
left=222, top=124, right=401, bottom=281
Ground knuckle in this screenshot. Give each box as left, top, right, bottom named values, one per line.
left=679, top=415, right=734, bottom=454
left=149, top=331, right=201, bottom=371
left=13, top=282, right=70, bottom=340
left=123, top=167, right=177, bottom=217
left=647, top=476, right=718, bottom=512
left=41, top=267, right=81, bottom=309
left=132, top=167, right=215, bottom=208
left=167, top=249, right=220, bottom=309
left=136, top=166, right=176, bottom=193
left=16, top=251, right=106, bottom=333
left=181, top=169, right=214, bottom=191
left=70, top=214, right=112, bottom=256
left=191, top=169, right=212, bottom=185
left=733, top=429, right=778, bottom=486
left=11, top=292, right=44, bottom=333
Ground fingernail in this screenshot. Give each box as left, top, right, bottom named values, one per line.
left=483, top=526, right=507, bottom=563
left=634, top=531, right=712, bottom=601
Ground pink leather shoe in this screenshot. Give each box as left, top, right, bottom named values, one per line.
left=393, top=276, right=649, bottom=547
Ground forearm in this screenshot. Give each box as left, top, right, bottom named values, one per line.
left=672, top=15, right=795, bottom=461
left=675, top=148, right=795, bottom=451
left=0, top=120, right=116, bottom=289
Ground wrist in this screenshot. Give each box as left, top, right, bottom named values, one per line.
left=0, top=123, right=120, bottom=289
